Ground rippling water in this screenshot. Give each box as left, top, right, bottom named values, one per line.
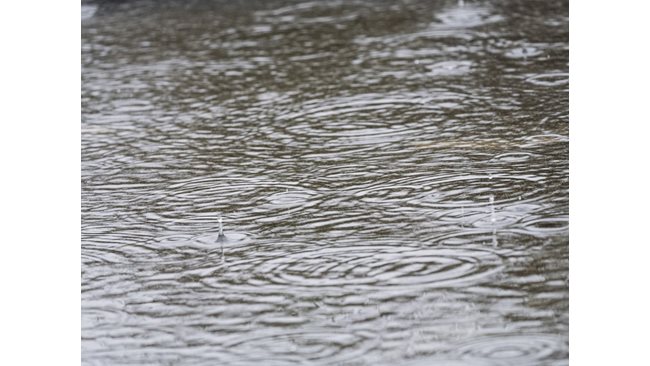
left=82, top=0, right=568, bottom=364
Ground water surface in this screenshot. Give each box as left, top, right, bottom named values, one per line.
left=82, top=0, right=569, bottom=364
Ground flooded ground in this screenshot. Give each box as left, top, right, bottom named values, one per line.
left=81, top=0, right=568, bottom=364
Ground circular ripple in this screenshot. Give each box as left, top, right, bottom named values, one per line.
left=244, top=245, right=505, bottom=290
left=490, top=152, right=535, bottom=163
left=519, top=216, right=569, bottom=236
left=355, top=173, right=549, bottom=209
left=417, top=174, right=549, bottom=208
left=435, top=4, right=503, bottom=28
left=426, top=60, right=473, bottom=76
left=354, top=184, right=421, bottom=204
left=454, top=334, right=568, bottom=365
left=194, top=230, right=252, bottom=247
left=166, top=176, right=304, bottom=202
left=160, top=175, right=319, bottom=221
left=262, top=189, right=318, bottom=210
left=224, top=329, right=377, bottom=365
left=432, top=201, right=545, bottom=230
left=526, top=73, right=568, bottom=87
left=505, top=47, right=543, bottom=59
left=519, top=134, right=568, bottom=148
left=276, top=92, right=449, bottom=146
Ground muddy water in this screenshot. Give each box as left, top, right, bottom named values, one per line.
left=82, top=0, right=568, bottom=364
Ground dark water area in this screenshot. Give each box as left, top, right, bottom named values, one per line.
left=81, top=0, right=568, bottom=364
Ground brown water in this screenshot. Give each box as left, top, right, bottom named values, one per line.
left=81, top=0, right=569, bottom=364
